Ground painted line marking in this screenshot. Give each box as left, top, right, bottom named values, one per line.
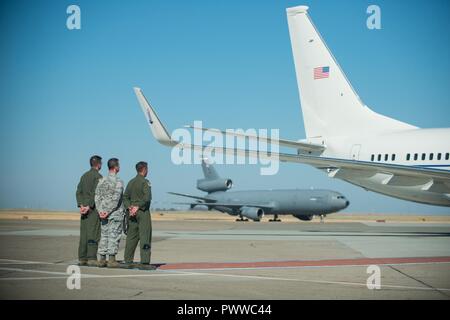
left=3, top=261, right=450, bottom=280
left=0, top=267, right=76, bottom=276
left=0, top=266, right=199, bottom=281
left=170, top=270, right=450, bottom=292
left=0, top=259, right=54, bottom=265
left=2, top=266, right=448, bottom=293
left=1, top=256, right=450, bottom=272
left=158, top=256, right=450, bottom=270
left=0, top=273, right=201, bottom=281
left=155, top=261, right=450, bottom=272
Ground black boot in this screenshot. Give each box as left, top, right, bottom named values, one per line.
left=138, top=263, right=157, bottom=271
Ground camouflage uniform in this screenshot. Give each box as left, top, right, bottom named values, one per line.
left=95, top=172, right=125, bottom=256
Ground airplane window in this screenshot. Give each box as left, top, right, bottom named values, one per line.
left=406, top=153, right=410, bottom=161
left=446, top=153, right=449, bottom=160
left=437, top=153, right=442, bottom=160
left=421, top=153, right=426, bottom=161
left=429, top=153, right=433, bottom=161
left=384, top=154, right=388, bottom=161
left=392, top=154, right=396, bottom=161
left=378, top=154, right=381, bottom=161
left=371, top=154, right=374, bottom=161
left=414, top=153, right=418, bottom=161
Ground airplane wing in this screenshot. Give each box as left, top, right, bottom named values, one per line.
left=134, top=88, right=450, bottom=192
left=168, top=192, right=275, bottom=210
left=167, top=192, right=213, bottom=202
left=173, top=202, right=275, bottom=210
left=134, top=87, right=324, bottom=153
left=183, top=125, right=325, bottom=153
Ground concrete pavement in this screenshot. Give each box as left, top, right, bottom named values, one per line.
left=0, top=215, right=449, bottom=299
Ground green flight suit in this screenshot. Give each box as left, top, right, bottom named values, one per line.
left=76, top=168, right=102, bottom=261
left=123, top=174, right=152, bottom=264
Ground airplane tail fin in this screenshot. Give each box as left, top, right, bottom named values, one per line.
left=197, top=159, right=233, bottom=193
left=201, top=158, right=220, bottom=180
left=286, top=6, right=415, bottom=141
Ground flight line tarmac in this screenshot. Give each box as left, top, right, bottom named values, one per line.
left=0, top=211, right=449, bottom=299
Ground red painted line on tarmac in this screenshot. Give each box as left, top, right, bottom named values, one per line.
left=158, top=256, right=450, bottom=270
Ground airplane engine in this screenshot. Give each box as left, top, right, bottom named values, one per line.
left=294, top=215, right=314, bottom=221
left=197, top=178, right=233, bottom=193
left=240, top=206, right=264, bottom=221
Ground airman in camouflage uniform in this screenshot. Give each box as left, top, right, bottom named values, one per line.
left=76, top=155, right=102, bottom=267
left=95, top=158, right=125, bottom=268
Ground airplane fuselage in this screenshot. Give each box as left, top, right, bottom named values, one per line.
left=319, top=128, right=450, bottom=206
left=205, top=189, right=349, bottom=217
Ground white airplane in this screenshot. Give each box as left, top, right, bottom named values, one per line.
left=134, top=5, right=450, bottom=207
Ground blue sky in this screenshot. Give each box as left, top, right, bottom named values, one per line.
left=0, top=0, right=449, bottom=214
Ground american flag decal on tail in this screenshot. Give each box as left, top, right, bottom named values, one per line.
left=314, top=66, right=330, bottom=80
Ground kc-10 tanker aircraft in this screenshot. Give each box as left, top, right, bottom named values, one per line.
left=134, top=5, right=450, bottom=207
left=169, top=159, right=349, bottom=222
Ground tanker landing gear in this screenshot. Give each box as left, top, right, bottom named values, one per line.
left=269, top=214, right=282, bottom=222
left=320, top=214, right=325, bottom=223
left=236, top=215, right=249, bottom=222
